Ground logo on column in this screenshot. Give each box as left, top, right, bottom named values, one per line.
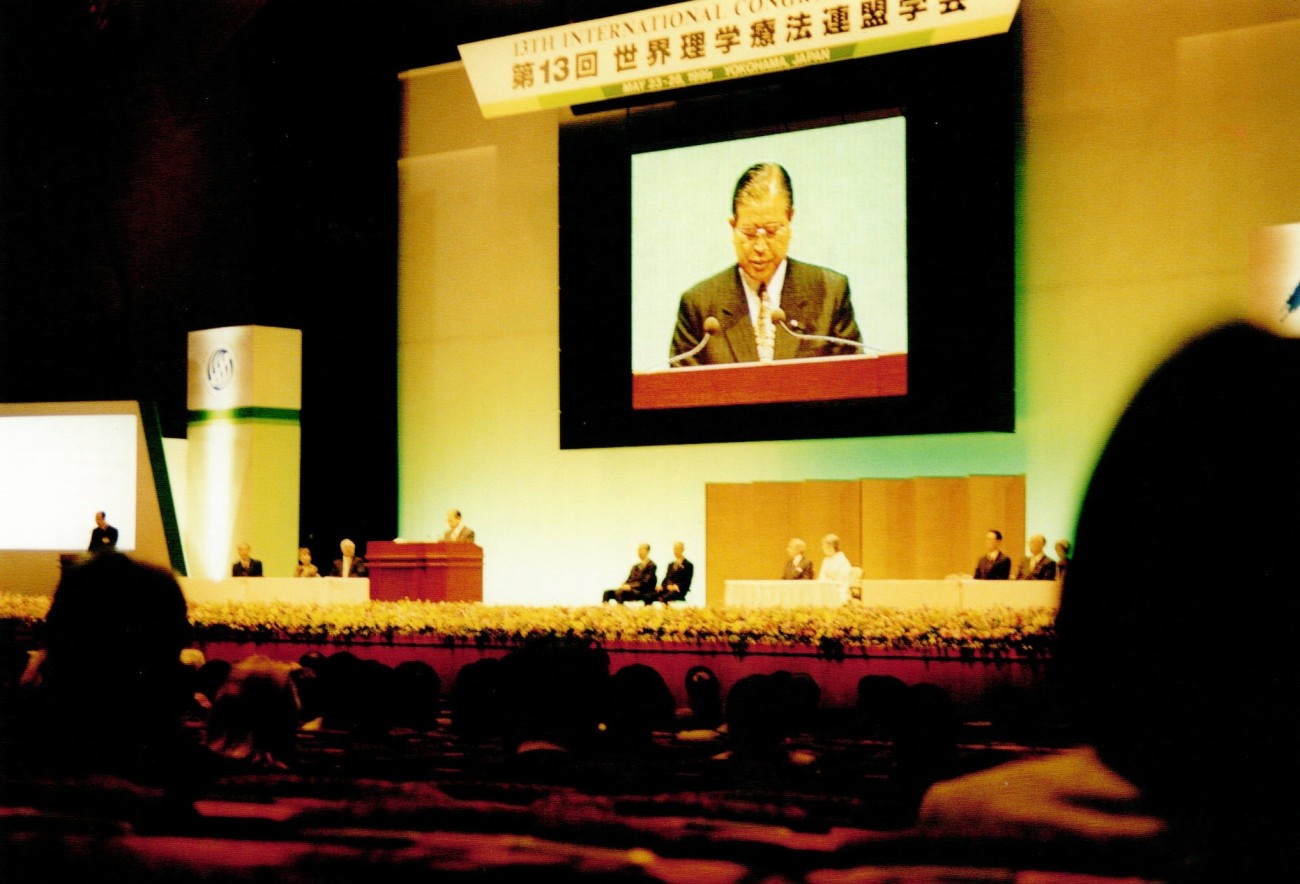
left=207, top=348, right=235, bottom=391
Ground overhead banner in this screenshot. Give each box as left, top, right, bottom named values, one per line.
left=459, top=0, right=1019, bottom=119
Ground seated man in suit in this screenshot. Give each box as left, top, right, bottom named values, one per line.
left=602, top=543, right=657, bottom=604
left=331, top=538, right=368, bottom=578
left=973, top=529, right=1012, bottom=579
left=231, top=542, right=263, bottom=577
left=1016, top=533, right=1057, bottom=580
left=782, top=537, right=815, bottom=579
left=669, top=162, right=860, bottom=366
left=657, top=541, right=694, bottom=603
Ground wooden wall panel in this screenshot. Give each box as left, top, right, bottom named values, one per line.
left=859, top=479, right=912, bottom=579
left=705, top=483, right=757, bottom=607
left=751, top=482, right=798, bottom=580
left=708, top=475, right=1025, bottom=600
left=914, top=477, right=971, bottom=578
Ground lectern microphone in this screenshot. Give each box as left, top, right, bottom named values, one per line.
left=770, top=308, right=880, bottom=357
left=662, top=316, right=722, bottom=367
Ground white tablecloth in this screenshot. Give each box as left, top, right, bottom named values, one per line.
left=723, top=578, right=1060, bottom=609
left=180, top=576, right=371, bottom=606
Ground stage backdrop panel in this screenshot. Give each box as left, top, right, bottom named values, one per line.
left=705, top=475, right=1026, bottom=606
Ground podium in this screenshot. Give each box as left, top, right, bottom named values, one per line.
left=632, top=353, right=907, bottom=410
left=365, top=541, right=483, bottom=602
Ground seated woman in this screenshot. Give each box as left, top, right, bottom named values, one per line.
left=1054, top=538, right=1072, bottom=581
left=293, top=546, right=320, bottom=577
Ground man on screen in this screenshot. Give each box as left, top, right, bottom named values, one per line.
left=669, top=162, right=861, bottom=366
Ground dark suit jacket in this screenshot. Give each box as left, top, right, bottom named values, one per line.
left=670, top=259, right=860, bottom=365
left=442, top=525, right=476, bottom=543
left=974, top=551, right=1012, bottom=580
left=331, top=556, right=368, bottom=577
left=232, top=559, right=263, bottom=577
left=622, top=560, right=657, bottom=595
left=662, top=558, right=693, bottom=597
left=783, top=556, right=815, bottom=580
left=88, top=525, right=118, bottom=552
left=1016, top=555, right=1057, bottom=581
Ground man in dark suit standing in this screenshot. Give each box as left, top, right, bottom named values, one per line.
left=658, top=541, right=694, bottom=603
left=670, top=162, right=861, bottom=366
left=87, top=511, right=118, bottom=553
left=973, top=529, right=1013, bottom=580
left=782, top=537, right=815, bottom=580
left=602, top=543, right=657, bottom=604
left=231, top=543, right=263, bottom=577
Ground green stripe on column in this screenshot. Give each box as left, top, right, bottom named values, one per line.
left=187, top=406, right=301, bottom=425
left=141, top=400, right=188, bottom=576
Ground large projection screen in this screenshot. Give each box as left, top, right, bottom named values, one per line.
left=0, top=401, right=179, bottom=595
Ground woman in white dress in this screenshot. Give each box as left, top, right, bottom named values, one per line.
left=820, top=534, right=853, bottom=597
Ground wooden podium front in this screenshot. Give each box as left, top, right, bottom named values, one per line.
left=365, top=541, right=483, bottom=602
left=632, top=353, right=907, bottom=410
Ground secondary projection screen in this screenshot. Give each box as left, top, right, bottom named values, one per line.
left=0, top=413, right=138, bottom=551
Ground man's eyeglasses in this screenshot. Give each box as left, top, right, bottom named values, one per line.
left=735, top=223, right=787, bottom=241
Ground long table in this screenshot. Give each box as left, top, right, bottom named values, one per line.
left=179, top=576, right=371, bottom=607
left=723, top=578, right=1060, bottom=610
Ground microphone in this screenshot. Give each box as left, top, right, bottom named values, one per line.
left=770, top=308, right=880, bottom=357
left=663, top=316, right=721, bottom=367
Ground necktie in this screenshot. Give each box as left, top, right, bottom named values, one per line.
left=756, top=283, right=774, bottom=362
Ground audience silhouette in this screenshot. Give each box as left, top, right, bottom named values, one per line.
left=606, top=663, right=676, bottom=750
left=922, top=322, right=1300, bottom=881
left=4, top=552, right=211, bottom=806
left=679, top=664, right=724, bottom=730
left=450, top=656, right=507, bottom=741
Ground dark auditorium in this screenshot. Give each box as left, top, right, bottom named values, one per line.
left=3, top=2, right=1299, bottom=882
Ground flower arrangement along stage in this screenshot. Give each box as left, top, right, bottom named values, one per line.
left=0, top=594, right=1055, bottom=660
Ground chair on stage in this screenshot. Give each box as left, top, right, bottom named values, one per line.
left=846, top=566, right=864, bottom=604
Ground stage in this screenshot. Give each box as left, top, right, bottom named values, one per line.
left=2, top=583, right=1055, bottom=716
left=184, top=579, right=1057, bottom=715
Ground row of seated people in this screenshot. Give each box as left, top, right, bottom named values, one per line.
left=2, top=552, right=979, bottom=804
left=603, top=534, right=860, bottom=605
left=231, top=510, right=477, bottom=578
left=968, top=531, right=1073, bottom=581
left=601, top=541, right=694, bottom=604
left=606, top=530, right=1067, bottom=607
left=231, top=540, right=367, bottom=578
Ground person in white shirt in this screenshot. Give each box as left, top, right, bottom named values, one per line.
left=820, top=534, right=852, bottom=585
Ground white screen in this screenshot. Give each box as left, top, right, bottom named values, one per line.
left=0, top=414, right=138, bottom=550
